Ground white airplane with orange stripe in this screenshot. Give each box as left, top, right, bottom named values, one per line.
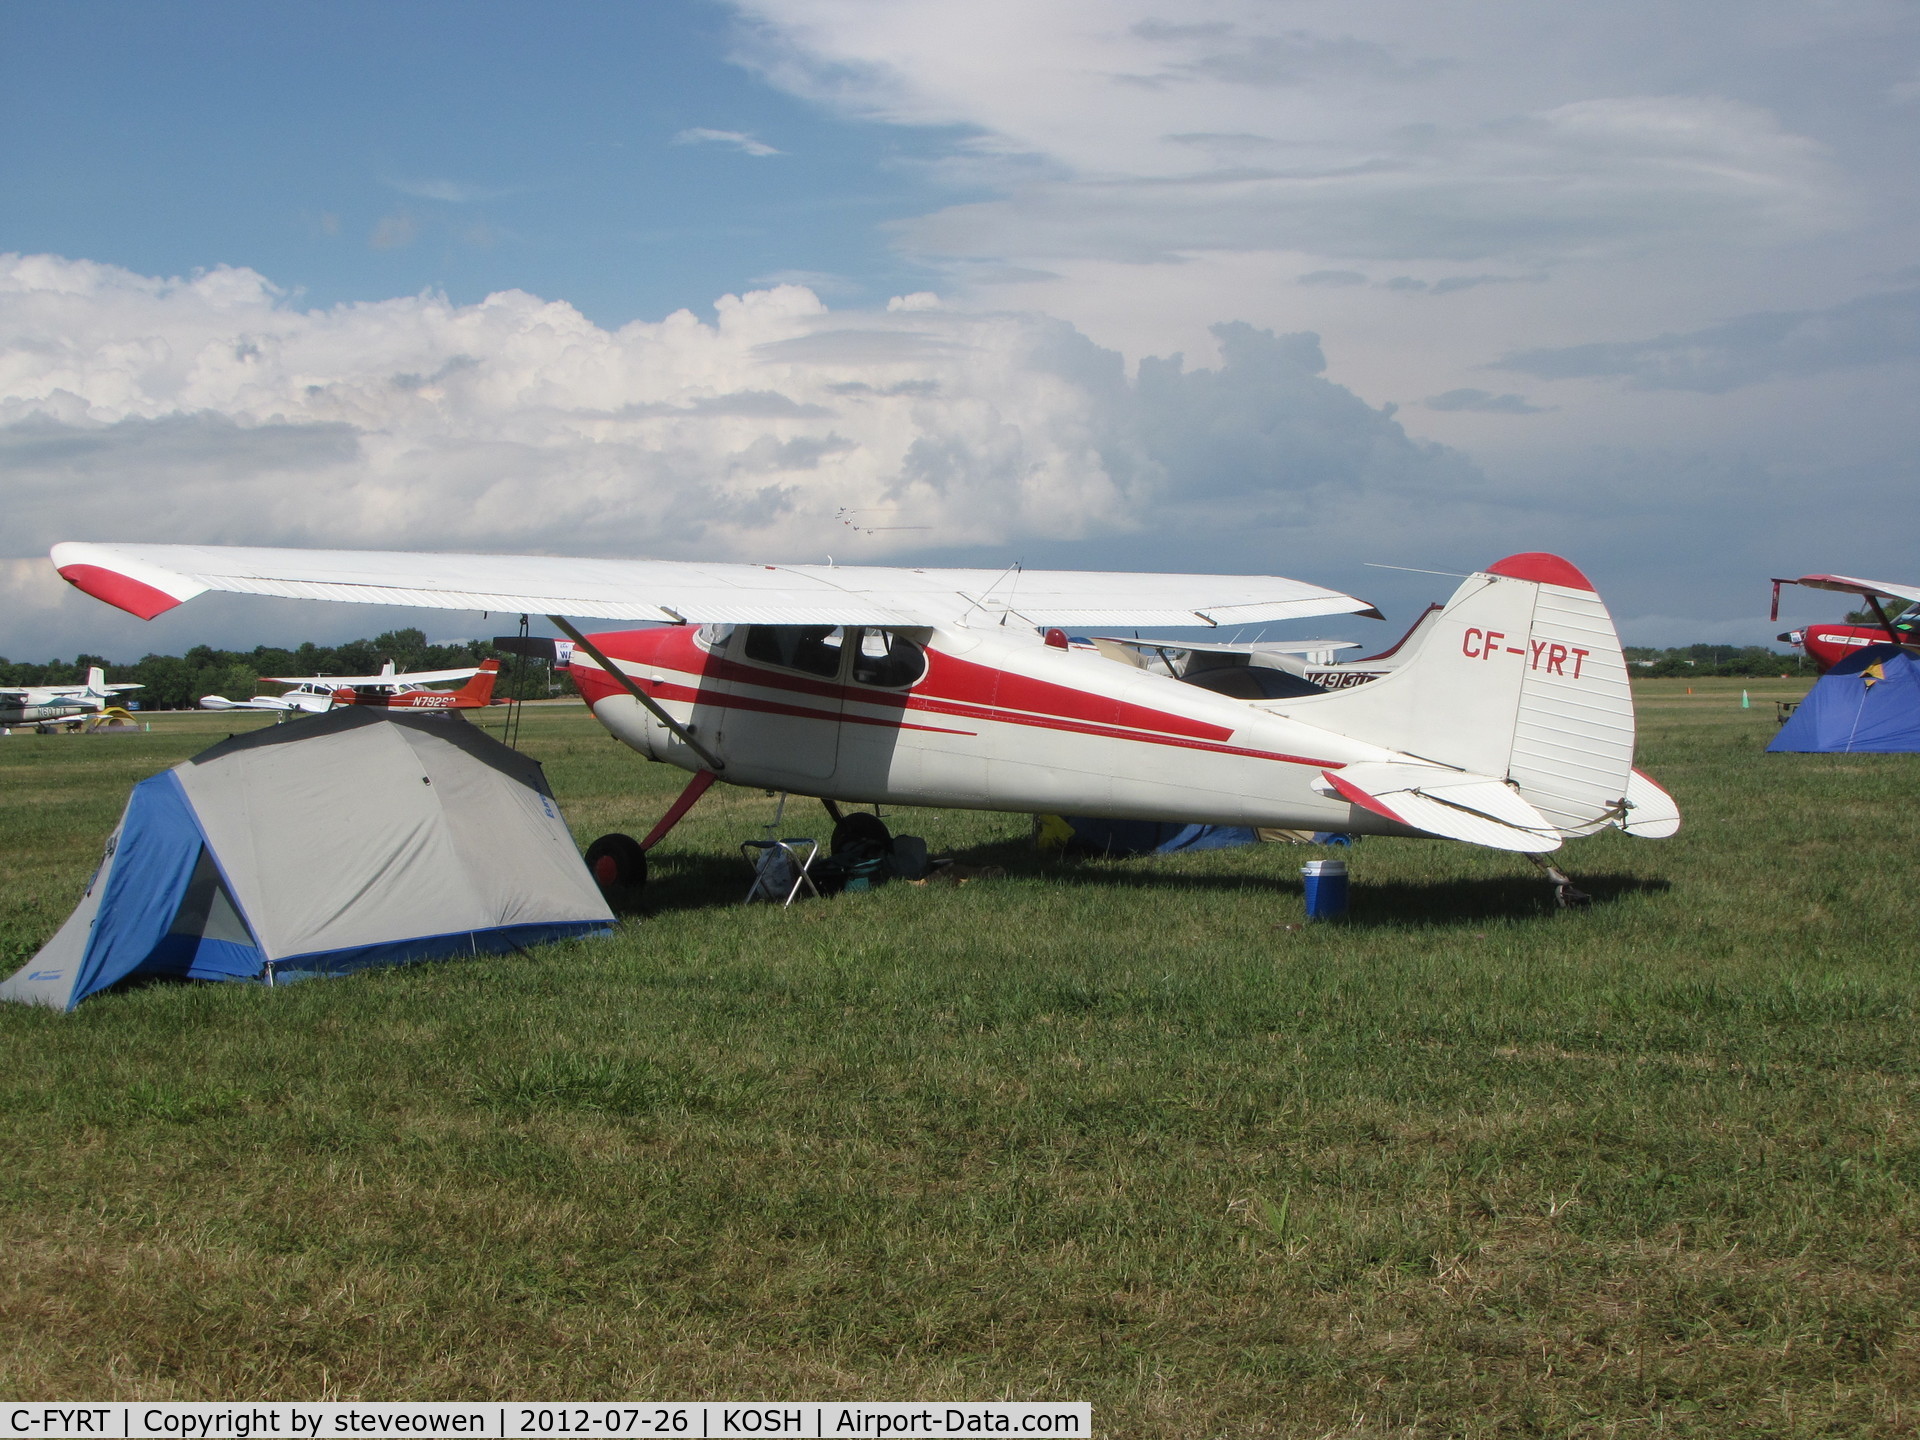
left=49, top=542, right=1679, bottom=894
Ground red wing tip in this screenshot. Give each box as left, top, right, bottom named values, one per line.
left=57, top=564, right=183, bottom=621
left=1486, top=553, right=1594, bottom=591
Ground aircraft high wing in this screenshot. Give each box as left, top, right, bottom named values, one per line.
left=51, top=542, right=1381, bottom=630
left=1772, top=573, right=1920, bottom=610
left=263, top=660, right=484, bottom=689
left=54, top=541, right=1678, bottom=895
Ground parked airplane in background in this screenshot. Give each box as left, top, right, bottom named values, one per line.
left=329, top=660, right=499, bottom=710
left=52, top=541, right=1680, bottom=904
left=200, top=660, right=486, bottom=714
left=1091, top=602, right=1447, bottom=697
left=1, top=667, right=141, bottom=728
left=1772, top=573, right=1920, bottom=671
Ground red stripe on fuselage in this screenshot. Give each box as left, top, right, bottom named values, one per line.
left=917, top=650, right=1234, bottom=741
left=571, top=627, right=1343, bottom=768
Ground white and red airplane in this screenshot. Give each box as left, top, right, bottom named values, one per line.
left=200, top=660, right=488, bottom=714
left=50, top=541, right=1679, bottom=897
left=1090, top=600, right=1447, bottom=697
left=328, top=659, right=500, bottom=710
left=2, top=666, right=142, bottom=728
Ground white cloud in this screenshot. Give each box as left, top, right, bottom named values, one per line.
left=672, top=127, right=784, bottom=157
left=0, top=251, right=1482, bottom=653
left=385, top=177, right=516, bottom=204
left=369, top=212, right=419, bottom=250
left=730, top=1, right=1847, bottom=267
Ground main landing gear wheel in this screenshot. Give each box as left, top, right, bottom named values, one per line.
left=831, top=811, right=891, bottom=855
left=585, top=833, right=648, bottom=896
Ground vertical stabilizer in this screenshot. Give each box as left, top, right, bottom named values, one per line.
left=1276, top=554, right=1635, bottom=834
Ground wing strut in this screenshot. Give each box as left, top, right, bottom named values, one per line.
left=546, top=615, right=727, bottom=774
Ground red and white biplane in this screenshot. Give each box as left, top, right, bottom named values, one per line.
left=1771, top=573, right=1920, bottom=672
left=51, top=542, right=1679, bottom=899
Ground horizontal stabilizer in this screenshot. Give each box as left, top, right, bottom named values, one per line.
left=1620, top=768, right=1681, bottom=838
left=1311, top=761, right=1562, bottom=853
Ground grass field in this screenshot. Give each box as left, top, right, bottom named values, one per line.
left=2, top=679, right=1916, bottom=1436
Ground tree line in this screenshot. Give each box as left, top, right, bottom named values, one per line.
left=1622, top=644, right=1811, bottom=678
left=0, top=629, right=577, bottom=709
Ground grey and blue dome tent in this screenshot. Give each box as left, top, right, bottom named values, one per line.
left=1768, top=642, right=1920, bottom=754
left=0, top=709, right=613, bottom=1010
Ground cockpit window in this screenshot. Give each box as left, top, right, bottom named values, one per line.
left=850, top=629, right=927, bottom=689
left=741, top=624, right=845, bottom=678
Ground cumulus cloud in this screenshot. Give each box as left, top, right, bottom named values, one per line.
left=0, top=251, right=1481, bottom=649
left=673, top=127, right=784, bottom=156
left=1499, top=286, right=1920, bottom=392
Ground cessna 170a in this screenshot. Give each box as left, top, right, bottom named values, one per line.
left=1, top=667, right=142, bottom=729
left=201, top=660, right=489, bottom=714
left=50, top=541, right=1680, bottom=895
left=1772, top=573, right=1920, bottom=672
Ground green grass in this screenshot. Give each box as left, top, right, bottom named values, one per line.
left=3, top=680, right=1918, bottom=1435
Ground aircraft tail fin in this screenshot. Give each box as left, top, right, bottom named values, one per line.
left=86, top=666, right=106, bottom=693
left=1280, top=554, right=1647, bottom=837
left=452, top=659, right=501, bottom=707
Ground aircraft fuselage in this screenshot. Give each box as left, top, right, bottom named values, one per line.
left=1, top=701, right=94, bottom=726
left=569, top=621, right=1421, bottom=836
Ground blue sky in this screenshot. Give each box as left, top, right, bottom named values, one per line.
left=1, top=1, right=957, bottom=321
left=4, top=0, right=1919, bottom=659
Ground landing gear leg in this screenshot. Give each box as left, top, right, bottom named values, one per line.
left=586, top=770, right=719, bottom=903
left=1528, top=855, right=1592, bottom=909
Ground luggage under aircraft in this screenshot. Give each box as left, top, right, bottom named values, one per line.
left=50, top=541, right=1680, bottom=900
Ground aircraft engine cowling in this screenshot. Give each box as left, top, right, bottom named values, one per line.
left=569, top=627, right=716, bottom=770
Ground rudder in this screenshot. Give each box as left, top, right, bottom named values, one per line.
left=1276, top=553, right=1635, bottom=835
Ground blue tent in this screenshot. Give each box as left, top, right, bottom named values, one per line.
left=1052, top=816, right=1262, bottom=857
left=1768, top=643, right=1920, bottom=754
left=1, top=710, right=613, bottom=1010
left=1035, top=814, right=1355, bottom=858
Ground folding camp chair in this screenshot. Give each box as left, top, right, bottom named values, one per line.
left=740, top=793, right=821, bottom=906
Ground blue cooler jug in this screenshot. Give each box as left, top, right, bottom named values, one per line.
left=1301, top=858, right=1349, bottom=921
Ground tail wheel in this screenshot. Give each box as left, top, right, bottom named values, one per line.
left=585, top=833, right=647, bottom=894
left=831, top=811, right=891, bottom=855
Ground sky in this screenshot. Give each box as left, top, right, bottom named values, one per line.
left=3, top=0, right=1918, bottom=660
